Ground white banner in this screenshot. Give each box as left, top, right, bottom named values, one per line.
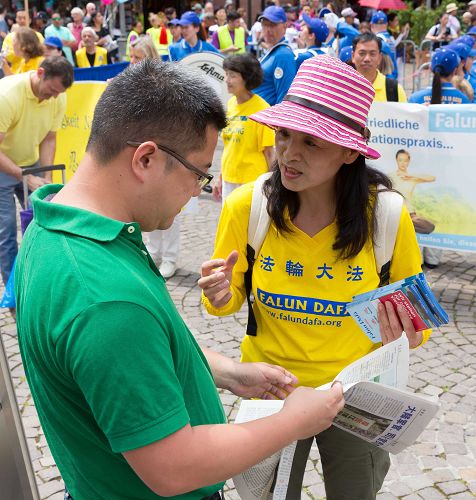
left=367, top=103, right=476, bottom=253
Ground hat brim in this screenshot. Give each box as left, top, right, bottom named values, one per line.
left=250, top=100, right=380, bottom=160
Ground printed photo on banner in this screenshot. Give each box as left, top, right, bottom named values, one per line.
left=367, top=102, right=476, bottom=253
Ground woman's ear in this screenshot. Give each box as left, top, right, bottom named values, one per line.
left=343, top=148, right=360, bottom=165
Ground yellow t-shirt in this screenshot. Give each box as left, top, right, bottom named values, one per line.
left=203, top=181, right=426, bottom=388
left=3, top=31, right=45, bottom=73
left=221, top=94, right=275, bottom=184
left=373, top=71, right=407, bottom=103
left=16, top=56, right=45, bottom=74
left=0, top=72, right=66, bottom=166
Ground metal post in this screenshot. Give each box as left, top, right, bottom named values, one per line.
left=119, top=2, right=126, bottom=35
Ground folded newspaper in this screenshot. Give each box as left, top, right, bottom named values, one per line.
left=346, top=272, right=449, bottom=343
left=232, top=335, right=440, bottom=500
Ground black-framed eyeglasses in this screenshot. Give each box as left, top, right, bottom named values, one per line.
left=126, top=141, right=213, bottom=189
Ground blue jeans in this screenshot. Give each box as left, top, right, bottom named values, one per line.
left=0, top=171, right=26, bottom=286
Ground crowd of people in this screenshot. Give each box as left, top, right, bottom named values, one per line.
left=0, top=1, right=475, bottom=499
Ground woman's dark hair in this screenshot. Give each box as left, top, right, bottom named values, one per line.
left=195, top=22, right=207, bottom=41
left=431, top=66, right=445, bottom=104
left=89, top=11, right=101, bottom=27
left=263, top=156, right=393, bottom=260
left=223, top=53, right=263, bottom=90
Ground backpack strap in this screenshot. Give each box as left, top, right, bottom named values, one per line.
left=385, top=77, right=399, bottom=102
left=245, top=172, right=272, bottom=336
left=374, top=188, right=404, bottom=287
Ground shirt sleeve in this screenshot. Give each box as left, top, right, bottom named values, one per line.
left=211, top=30, right=219, bottom=49
left=63, top=301, right=190, bottom=453
left=257, top=121, right=275, bottom=151
left=397, top=84, right=408, bottom=103
left=202, top=183, right=253, bottom=316
left=0, top=93, right=16, bottom=133
left=274, top=49, right=297, bottom=104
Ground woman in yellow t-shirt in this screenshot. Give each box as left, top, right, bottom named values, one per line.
left=200, top=56, right=427, bottom=499
left=2, top=27, right=44, bottom=75
left=213, top=54, right=275, bottom=203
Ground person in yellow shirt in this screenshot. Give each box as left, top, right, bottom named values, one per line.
left=2, top=10, right=44, bottom=73
left=0, top=56, right=73, bottom=291
left=213, top=53, right=275, bottom=203
left=352, top=32, right=407, bottom=102
left=75, top=27, right=109, bottom=67
left=146, top=13, right=172, bottom=60
left=212, top=10, right=246, bottom=55
left=2, top=27, right=44, bottom=75
left=199, top=56, right=427, bottom=499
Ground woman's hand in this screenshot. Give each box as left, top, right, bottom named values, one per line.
left=378, top=301, right=423, bottom=348
left=198, top=250, right=238, bottom=308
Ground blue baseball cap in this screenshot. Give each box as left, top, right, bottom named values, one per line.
left=167, top=18, right=181, bottom=26
left=258, top=6, right=286, bottom=24
left=457, top=34, right=475, bottom=47
left=448, top=41, right=471, bottom=60
left=431, top=47, right=461, bottom=74
left=339, top=45, right=353, bottom=63
left=318, top=8, right=332, bottom=18
left=467, top=26, right=476, bottom=36
left=178, top=11, right=201, bottom=26
left=302, top=14, right=329, bottom=42
left=371, top=10, right=388, bottom=24
left=44, top=36, right=63, bottom=50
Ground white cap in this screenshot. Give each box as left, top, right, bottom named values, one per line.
left=341, top=7, right=357, bottom=17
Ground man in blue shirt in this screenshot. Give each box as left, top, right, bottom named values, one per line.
left=295, top=14, right=329, bottom=70
left=254, top=6, right=296, bottom=105
left=168, top=11, right=219, bottom=61
left=371, top=10, right=398, bottom=79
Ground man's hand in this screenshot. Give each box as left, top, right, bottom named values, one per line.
left=199, top=250, right=238, bottom=308
left=26, top=174, right=48, bottom=192
left=378, top=301, right=423, bottom=348
left=227, top=361, right=298, bottom=399
left=282, top=384, right=345, bottom=440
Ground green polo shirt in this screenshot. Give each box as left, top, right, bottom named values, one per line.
left=15, top=184, right=226, bottom=500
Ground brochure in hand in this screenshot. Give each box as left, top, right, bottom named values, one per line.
left=346, top=273, right=449, bottom=343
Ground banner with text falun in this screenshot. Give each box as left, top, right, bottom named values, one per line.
left=367, top=103, right=476, bottom=253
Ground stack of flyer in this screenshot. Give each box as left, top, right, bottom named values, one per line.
left=346, top=272, right=449, bottom=343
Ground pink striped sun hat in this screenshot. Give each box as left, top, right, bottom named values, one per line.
left=250, top=55, right=380, bottom=160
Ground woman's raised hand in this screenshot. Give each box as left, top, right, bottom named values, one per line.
left=199, top=250, right=239, bottom=308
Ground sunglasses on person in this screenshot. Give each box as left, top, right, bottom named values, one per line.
left=126, top=141, right=213, bottom=189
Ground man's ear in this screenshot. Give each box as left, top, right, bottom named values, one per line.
left=130, top=142, right=162, bottom=183
left=36, top=66, right=45, bottom=79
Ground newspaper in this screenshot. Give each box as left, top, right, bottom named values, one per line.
left=232, top=335, right=440, bottom=500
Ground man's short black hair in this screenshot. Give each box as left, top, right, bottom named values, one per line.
left=226, top=10, right=241, bottom=21
left=87, top=59, right=227, bottom=164
left=223, top=53, right=263, bottom=91
left=352, top=32, right=382, bottom=52
left=40, top=56, right=74, bottom=88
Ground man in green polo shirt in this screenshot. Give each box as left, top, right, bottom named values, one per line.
left=15, top=60, right=344, bottom=500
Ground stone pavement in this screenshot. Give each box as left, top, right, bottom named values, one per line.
left=1, top=143, right=475, bottom=499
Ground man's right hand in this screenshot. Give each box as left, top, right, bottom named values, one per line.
left=282, top=384, right=345, bottom=440
left=26, top=174, right=48, bottom=192
left=199, top=250, right=239, bottom=308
